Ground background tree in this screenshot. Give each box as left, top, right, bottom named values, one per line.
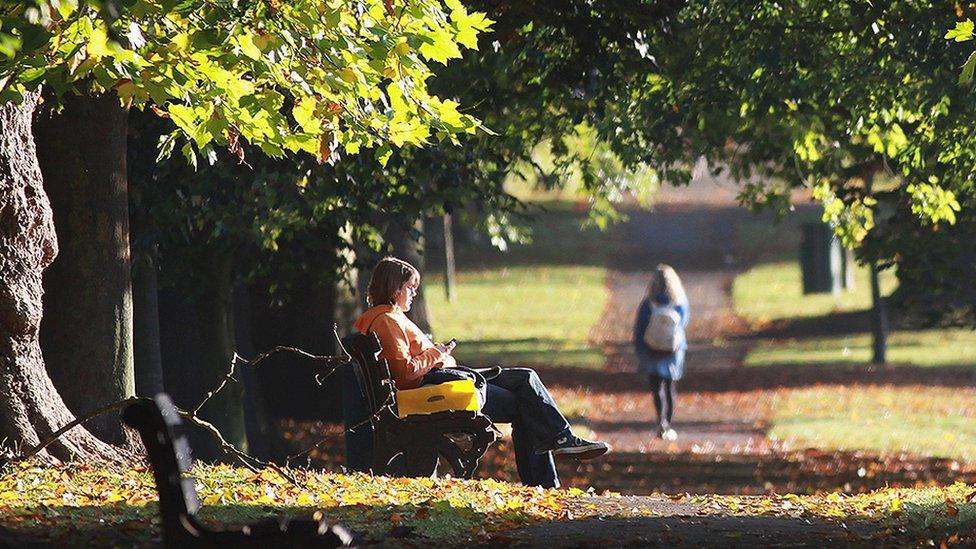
left=587, top=1, right=974, bottom=337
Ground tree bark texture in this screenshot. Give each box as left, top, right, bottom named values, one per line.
left=387, top=217, right=432, bottom=334
left=0, top=91, right=122, bottom=463
left=33, top=91, right=136, bottom=446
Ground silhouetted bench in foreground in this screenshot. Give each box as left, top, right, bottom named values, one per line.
left=123, top=394, right=353, bottom=548
left=343, top=333, right=499, bottom=478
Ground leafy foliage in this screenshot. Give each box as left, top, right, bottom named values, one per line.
left=1, top=0, right=491, bottom=164
left=582, top=1, right=976, bottom=324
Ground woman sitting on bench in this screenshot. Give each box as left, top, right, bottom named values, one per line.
left=354, top=256, right=610, bottom=488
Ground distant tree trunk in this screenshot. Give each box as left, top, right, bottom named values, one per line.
left=443, top=213, right=456, bottom=303
left=869, top=262, right=888, bottom=365
left=33, top=91, right=136, bottom=446
left=195, top=247, right=248, bottom=456
left=249, top=240, right=357, bottom=425
left=130, top=185, right=164, bottom=397
left=0, top=91, right=123, bottom=463
left=863, top=169, right=888, bottom=365
left=388, top=218, right=431, bottom=333
left=158, top=245, right=247, bottom=459
left=131, top=250, right=163, bottom=396
left=234, top=285, right=271, bottom=460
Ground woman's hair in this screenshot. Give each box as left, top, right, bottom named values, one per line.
left=366, top=256, right=420, bottom=307
left=648, top=263, right=686, bottom=305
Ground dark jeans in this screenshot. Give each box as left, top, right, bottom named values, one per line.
left=424, top=367, right=570, bottom=488
left=649, top=374, right=677, bottom=428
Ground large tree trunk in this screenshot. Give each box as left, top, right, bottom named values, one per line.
left=33, top=91, right=136, bottom=445
left=0, top=91, right=123, bottom=463
left=387, top=218, right=432, bottom=333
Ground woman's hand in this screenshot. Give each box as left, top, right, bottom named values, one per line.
left=435, top=339, right=457, bottom=354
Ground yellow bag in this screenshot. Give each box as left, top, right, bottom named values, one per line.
left=396, top=379, right=481, bottom=418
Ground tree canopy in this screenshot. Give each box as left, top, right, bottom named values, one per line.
left=1, top=0, right=491, bottom=164
left=578, top=0, right=976, bottom=323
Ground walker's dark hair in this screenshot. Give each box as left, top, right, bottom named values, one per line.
left=366, top=256, right=420, bottom=307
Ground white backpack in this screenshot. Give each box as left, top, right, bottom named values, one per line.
left=643, top=304, right=681, bottom=352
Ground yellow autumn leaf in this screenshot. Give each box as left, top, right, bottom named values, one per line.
left=87, top=26, right=111, bottom=59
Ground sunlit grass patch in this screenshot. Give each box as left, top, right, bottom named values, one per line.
left=767, top=386, right=976, bottom=462
left=0, top=461, right=576, bottom=545
left=427, top=265, right=607, bottom=369
left=745, top=329, right=976, bottom=368
left=426, top=201, right=612, bottom=370
left=733, top=260, right=897, bottom=324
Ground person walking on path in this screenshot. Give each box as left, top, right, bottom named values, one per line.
left=633, top=264, right=690, bottom=441
left=355, top=256, right=610, bottom=488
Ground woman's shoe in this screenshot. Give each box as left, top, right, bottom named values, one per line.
left=662, top=428, right=678, bottom=441
left=545, top=435, right=611, bottom=460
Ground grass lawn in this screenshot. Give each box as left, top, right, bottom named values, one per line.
left=425, top=201, right=613, bottom=370
left=767, top=386, right=976, bottom=461
left=733, top=260, right=897, bottom=323
left=733, top=230, right=976, bottom=462
left=745, top=328, right=976, bottom=368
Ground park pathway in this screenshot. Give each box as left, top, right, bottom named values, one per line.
left=587, top=182, right=760, bottom=456
left=581, top=175, right=774, bottom=461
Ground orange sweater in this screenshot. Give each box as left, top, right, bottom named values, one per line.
left=354, top=304, right=456, bottom=389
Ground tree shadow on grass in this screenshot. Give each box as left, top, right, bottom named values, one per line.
left=0, top=500, right=513, bottom=547
left=531, top=363, right=976, bottom=394
left=503, top=514, right=878, bottom=547
left=742, top=309, right=875, bottom=340
left=550, top=449, right=976, bottom=497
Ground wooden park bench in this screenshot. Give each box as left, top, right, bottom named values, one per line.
left=343, top=332, right=499, bottom=479
left=123, top=394, right=353, bottom=548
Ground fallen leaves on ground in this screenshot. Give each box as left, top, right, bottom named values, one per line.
left=690, top=482, right=976, bottom=544
left=0, top=459, right=575, bottom=545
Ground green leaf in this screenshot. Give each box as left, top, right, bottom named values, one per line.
left=376, top=144, right=392, bottom=166
left=417, top=27, right=462, bottom=64
left=168, top=104, right=197, bottom=135
left=292, top=96, right=319, bottom=133
left=945, top=20, right=975, bottom=42
left=960, top=50, right=976, bottom=84
left=237, top=31, right=262, bottom=60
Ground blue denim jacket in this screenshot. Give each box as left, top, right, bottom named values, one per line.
left=633, top=296, right=690, bottom=380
